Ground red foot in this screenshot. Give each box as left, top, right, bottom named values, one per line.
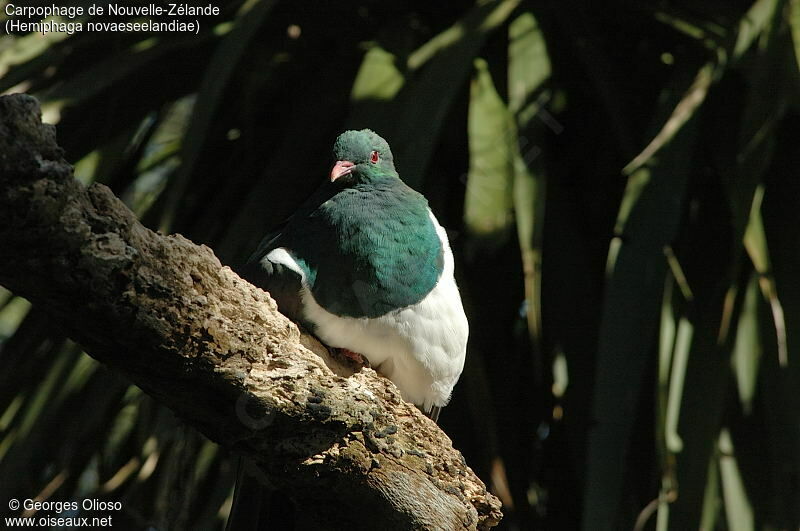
left=337, top=348, right=370, bottom=368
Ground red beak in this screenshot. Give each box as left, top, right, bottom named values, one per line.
left=329, top=160, right=355, bottom=182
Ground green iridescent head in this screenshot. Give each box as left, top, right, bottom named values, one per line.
left=329, top=129, right=397, bottom=182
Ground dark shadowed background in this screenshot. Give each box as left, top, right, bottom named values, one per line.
left=2, top=0, right=800, bottom=529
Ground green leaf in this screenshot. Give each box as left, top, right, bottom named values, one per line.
left=759, top=114, right=800, bottom=526
left=508, top=11, right=551, bottom=342
left=347, top=0, right=522, bottom=190
left=583, top=105, right=699, bottom=531
left=0, top=296, right=31, bottom=341
left=698, top=453, right=722, bottom=530
left=0, top=31, right=74, bottom=90
left=718, top=430, right=754, bottom=530
left=463, top=58, right=515, bottom=250
left=622, top=64, right=714, bottom=176
left=624, top=0, right=784, bottom=176
left=744, top=186, right=788, bottom=366
left=160, top=0, right=278, bottom=232
left=350, top=46, right=404, bottom=102
left=731, top=274, right=762, bottom=414
left=790, top=0, right=800, bottom=74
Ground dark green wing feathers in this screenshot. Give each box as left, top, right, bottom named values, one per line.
left=244, top=177, right=443, bottom=320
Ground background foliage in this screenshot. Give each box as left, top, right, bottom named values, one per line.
left=2, top=0, right=800, bottom=529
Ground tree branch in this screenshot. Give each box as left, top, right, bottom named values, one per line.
left=0, top=94, right=502, bottom=530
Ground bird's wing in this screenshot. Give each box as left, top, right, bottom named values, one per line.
left=244, top=222, right=286, bottom=265
left=238, top=182, right=339, bottom=324
left=240, top=179, right=442, bottom=322
left=239, top=244, right=306, bottom=324
left=244, top=177, right=339, bottom=265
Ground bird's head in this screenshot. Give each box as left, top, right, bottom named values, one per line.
left=329, top=129, right=397, bottom=183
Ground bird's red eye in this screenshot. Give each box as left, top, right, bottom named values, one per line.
left=370, top=150, right=380, bottom=164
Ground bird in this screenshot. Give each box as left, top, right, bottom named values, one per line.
left=240, top=129, right=468, bottom=421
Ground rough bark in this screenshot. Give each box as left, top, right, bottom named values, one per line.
left=0, top=94, right=502, bottom=530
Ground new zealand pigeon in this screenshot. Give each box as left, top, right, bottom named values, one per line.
left=241, top=129, right=468, bottom=420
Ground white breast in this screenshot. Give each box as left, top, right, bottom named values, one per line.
left=265, top=211, right=468, bottom=411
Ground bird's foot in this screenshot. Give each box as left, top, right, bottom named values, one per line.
left=335, top=348, right=371, bottom=369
